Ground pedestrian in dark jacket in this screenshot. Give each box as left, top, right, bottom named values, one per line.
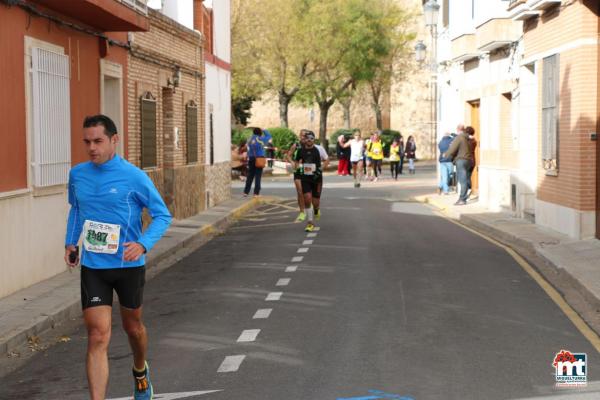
left=438, top=132, right=454, bottom=194
left=444, top=124, right=474, bottom=205
left=405, top=136, right=417, bottom=174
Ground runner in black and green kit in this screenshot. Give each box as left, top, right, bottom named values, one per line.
left=287, top=130, right=307, bottom=222
left=292, top=131, right=322, bottom=232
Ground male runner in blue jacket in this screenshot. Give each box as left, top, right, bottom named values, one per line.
left=65, top=115, right=172, bottom=400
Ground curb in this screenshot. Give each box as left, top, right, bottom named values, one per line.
left=0, top=197, right=273, bottom=357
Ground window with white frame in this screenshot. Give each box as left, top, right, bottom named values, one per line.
left=30, top=47, right=71, bottom=187
left=542, top=54, right=559, bottom=173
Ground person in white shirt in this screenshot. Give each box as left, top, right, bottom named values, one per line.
left=343, top=130, right=365, bottom=187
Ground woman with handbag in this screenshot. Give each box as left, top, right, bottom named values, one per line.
left=243, top=127, right=266, bottom=197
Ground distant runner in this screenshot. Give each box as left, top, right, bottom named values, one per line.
left=343, top=130, right=365, bottom=187
left=292, top=131, right=323, bottom=232
left=288, top=130, right=308, bottom=222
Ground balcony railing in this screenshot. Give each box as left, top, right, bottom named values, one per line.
left=120, top=0, right=148, bottom=15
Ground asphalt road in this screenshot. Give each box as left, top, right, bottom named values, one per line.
left=1, top=165, right=599, bottom=400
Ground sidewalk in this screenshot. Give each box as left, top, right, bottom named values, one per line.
left=416, top=191, right=600, bottom=316
left=0, top=195, right=276, bottom=356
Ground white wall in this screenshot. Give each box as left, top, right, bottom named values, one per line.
left=205, top=0, right=231, bottom=164
left=161, top=0, right=194, bottom=30
left=205, top=63, right=231, bottom=163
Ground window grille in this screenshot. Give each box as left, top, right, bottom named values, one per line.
left=31, top=47, right=71, bottom=187
left=140, top=92, right=157, bottom=168
left=186, top=101, right=198, bottom=164
left=542, top=54, right=559, bottom=172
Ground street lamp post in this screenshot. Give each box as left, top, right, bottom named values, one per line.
left=423, top=0, right=439, bottom=161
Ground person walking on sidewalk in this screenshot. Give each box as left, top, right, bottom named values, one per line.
left=389, top=137, right=401, bottom=180
left=405, top=136, right=417, bottom=174
left=64, top=115, right=172, bottom=400
left=292, top=131, right=323, bottom=232
left=443, top=124, right=474, bottom=205
left=398, top=134, right=405, bottom=175
left=343, top=130, right=365, bottom=187
left=243, top=127, right=266, bottom=197
left=466, top=126, right=478, bottom=198
left=437, top=132, right=454, bottom=195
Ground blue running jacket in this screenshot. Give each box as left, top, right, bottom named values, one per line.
left=65, top=155, right=172, bottom=269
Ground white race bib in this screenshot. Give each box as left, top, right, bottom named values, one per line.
left=83, top=220, right=120, bottom=254
left=303, top=163, right=316, bottom=175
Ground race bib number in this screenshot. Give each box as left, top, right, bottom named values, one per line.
left=303, top=163, right=316, bottom=175
left=83, top=220, right=120, bottom=254
left=373, top=148, right=381, bottom=155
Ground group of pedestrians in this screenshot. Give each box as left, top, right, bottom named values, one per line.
left=439, top=123, right=478, bottom=205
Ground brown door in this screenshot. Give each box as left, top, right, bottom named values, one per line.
left=596, top=13, right=600, bottom=239
left=469, top=100, right=481, bottom=193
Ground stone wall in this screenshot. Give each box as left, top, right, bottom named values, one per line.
left=205, top=161, right=231, bottom=207
left=168, top=164, right=206, bottom=219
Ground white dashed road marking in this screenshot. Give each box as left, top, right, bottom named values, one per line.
left=217, top=355, right=246, bottom=373
left=313, top=227, right=321, bottom=231
left=237, top=329, right=260, bottom=342
left=276, top=278, right=291, bottom=286
left=292, top=256, right=303, bottom=263
left=108, top=390, right=222, bottom=400
left=253, top=308, right=272, bottom=319
left=297, top=247, right=309, bottom=253
left=285, top=265, right=298, bottom=272
left=307, top=233, right=318, bottom=238
left=303, top=240, right=313, bottom=245
left=266, top=292, right=283, bottom=301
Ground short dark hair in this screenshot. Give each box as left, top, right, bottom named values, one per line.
left=252, top=127, right=263, bottom=136
left=465, top=126, right=475, bottom=136
left=83, top=114, right=118, bottom=137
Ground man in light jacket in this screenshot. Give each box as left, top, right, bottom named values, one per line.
left=443, top=124, right=473, bottom=205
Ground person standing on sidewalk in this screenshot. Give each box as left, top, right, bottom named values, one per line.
left=437, top=132, right=454, bottom=195
left=243, top=127, right=266, bottom=197
left=405, top=136, right=417, bottom=174
left=336, top=134, right=350, bottom=176
left=64, top=115, right=172, bottom=400
left=443, top=124, right=474, bottom=205
left=398, top=134, right=405, bottom=175
left=466, top=126, right=478, bottom=198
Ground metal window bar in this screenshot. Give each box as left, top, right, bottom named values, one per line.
left=31, top=47, right=71, bottom=187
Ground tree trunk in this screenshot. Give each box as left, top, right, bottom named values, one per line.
left=341, top=99, right=352, bottom=129
left=318, top=101, right=333, bottom=150
left=374, top=102, right=383, bottom=131
left=278, top=91, right=291, bottom=128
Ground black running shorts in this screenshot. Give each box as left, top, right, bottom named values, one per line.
left=81, top=266, right=146, bottom=309
left=301, top=178, right=322, bottom=198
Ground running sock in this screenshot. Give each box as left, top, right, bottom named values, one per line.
left=305, top=207, right=314, bottom=222
left=133, top=363, right=147, bottom=376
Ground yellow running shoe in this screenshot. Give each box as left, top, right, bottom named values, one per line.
left=315, top=209, right=321, bottom=221
left=295, top=212, right=306, bottom=222
left=305, top=223, right=315, bottom=232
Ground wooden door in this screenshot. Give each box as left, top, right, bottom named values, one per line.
left=469, top=100, right=481, bottom=193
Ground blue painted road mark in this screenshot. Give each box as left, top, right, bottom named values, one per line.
left=337, top=389, right=415, bottom=400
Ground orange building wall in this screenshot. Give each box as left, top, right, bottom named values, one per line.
left=0, top=5, right=129, bottom=192
left=522, top=3, right=599, bottom=212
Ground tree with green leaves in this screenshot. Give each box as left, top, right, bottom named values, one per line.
left=298, top=0, right=400, bottom=146
left=231, top=0, right=315, bottom=127
left=366, top=1, right=416, bottom=130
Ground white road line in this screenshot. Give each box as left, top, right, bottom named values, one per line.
left=303, top=240, right=313, bottom=245
left=306, top=233, right=318, bottom=238
left=314, top=227, right=321, bottom=231
left=217, top=355, right=246, bottom=373
left=285, top=266, right=298, bottom=272
left=297, top=247, right=309, bottom=253
left=266, top=292, right=283, bottom=301
left=237, top=329, right=260, bottom=342
left=253, top=308, right=272, bottom=319
left=292, top=256, right=303, bottom=263
left=276, top=278, right=291, bottom=286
